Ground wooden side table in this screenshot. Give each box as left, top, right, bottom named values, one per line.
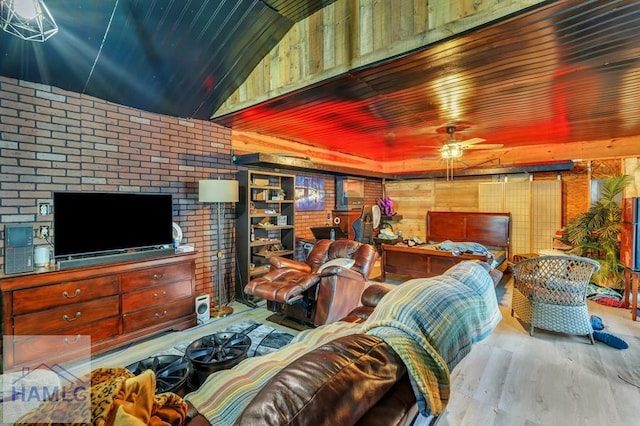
left=624, top=268, right=639, bottom=321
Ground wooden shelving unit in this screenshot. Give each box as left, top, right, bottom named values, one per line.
left=235, top=170, right=295, bottom=306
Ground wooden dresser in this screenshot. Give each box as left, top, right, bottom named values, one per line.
left=0, top=253, right=197, bottom=369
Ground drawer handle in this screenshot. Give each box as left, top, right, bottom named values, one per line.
left=64, top=335, right=82, bottom=345
left=63, top=312, right=81, bottom=322
left=62, top=289, right=81, bottom=298
left=153, top=273, right=165, bottom=280
left=154, top=310, right=168, bottom=318
left=153, top=291, right=167, bottom=298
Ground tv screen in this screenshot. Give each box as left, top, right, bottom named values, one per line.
left=53, top=192, right=173, bottom=259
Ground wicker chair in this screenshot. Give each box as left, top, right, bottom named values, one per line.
left=511, top=255, right=601, bottom=343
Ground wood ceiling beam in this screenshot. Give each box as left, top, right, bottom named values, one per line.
left=233, top=134, right=640, bottom=179
left=382, top=136, right=640, bottom=174
left=232, top=152, right=386, bottom=178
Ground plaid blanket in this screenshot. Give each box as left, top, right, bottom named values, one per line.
left=362, top=261, right=502, bottom=417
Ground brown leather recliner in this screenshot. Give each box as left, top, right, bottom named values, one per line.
left=244, top=239, right=378, bottom=326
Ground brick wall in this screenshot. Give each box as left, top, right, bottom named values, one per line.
left=0, top=77, right=237, bottom=299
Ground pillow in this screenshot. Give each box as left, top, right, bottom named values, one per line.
left=317, top=257, right=355, bottom=272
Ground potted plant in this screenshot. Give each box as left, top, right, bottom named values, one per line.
left=562, top=174, right=633, bottom=289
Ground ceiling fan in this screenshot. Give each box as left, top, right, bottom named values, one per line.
left=437, top=125, right=503, bottom=159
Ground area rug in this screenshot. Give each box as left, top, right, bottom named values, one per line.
left=155, top=320, right=295, bottom=359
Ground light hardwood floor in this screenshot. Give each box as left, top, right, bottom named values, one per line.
left=437, top=278, right=640, bottom=426
left=93, top=276, right=640, bottom=426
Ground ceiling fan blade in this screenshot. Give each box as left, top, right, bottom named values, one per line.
left=415, top=143, right=444, bottom=148
left=464, top=143, right=504, bottom=150
left=459, top=137, right=486, bottom=146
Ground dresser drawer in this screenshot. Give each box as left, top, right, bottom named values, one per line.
left=11, top=317, right=120, bottom=366
left=121, top=262, right=192, bottom=292
left=122, top=281, right=192, bottom=313
left=122, top=297, right=193, bottom=333
left=12, top=275, right=119, bottom=315
left=14, top=295, right=120, bottom=335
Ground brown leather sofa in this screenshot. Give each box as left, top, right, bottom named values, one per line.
left=244, top=239, right=379, bottom=326
left=187, top=282, right=419, bottom=426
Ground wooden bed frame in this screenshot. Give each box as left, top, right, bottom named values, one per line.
left=380, top=211, right=511, bottom=281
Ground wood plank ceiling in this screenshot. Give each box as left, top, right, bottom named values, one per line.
left=215, top=0, right=640, bottom=176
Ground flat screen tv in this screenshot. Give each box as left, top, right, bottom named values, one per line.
left=53, top=192, right=173, bottom=259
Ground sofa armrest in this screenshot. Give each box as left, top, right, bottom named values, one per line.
left=340, top=284, right=394, bottom=323
left=269, top=256, right=311, bottom=272
left=319, top=265, right=364, bottom=281
left=361, top=283, right=394, bottom=307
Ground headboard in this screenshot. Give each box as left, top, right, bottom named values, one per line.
left=427, top=211, right=511, bottom=250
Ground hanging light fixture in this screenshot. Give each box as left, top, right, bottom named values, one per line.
left=1, top=0, right=58, bottom=42
left=440, top=143, right=463, bottom=159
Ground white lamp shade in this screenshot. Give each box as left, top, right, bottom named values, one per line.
left=199, top=179, right=239, bottom=203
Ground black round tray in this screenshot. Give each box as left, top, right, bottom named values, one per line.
left=126, top=354, right=191, bottom=396
left=185, top=332, right=251, bottom=389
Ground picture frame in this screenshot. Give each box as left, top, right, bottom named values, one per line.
left=295, top=176, right=325, bottom=211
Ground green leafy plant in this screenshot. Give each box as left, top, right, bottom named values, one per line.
left=562, top=174, right=633, bottom=289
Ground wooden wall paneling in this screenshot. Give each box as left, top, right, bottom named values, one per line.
left=262, top=55, right=272, bottom=93
left=242, top=67, right=255, bottom=100
left=296, top=22, right=307, bottom=83
left=359, top=0, right=374, bottom=56
left=309, top=9, right=324, bottom=74
left=270, top=44, right=282, bottom=91
left=373, top=0, right=391, bottom=50
left=334, top=0, right=351, bottom=67
left=428, top=0, right=454, bottom=28
left=385, top=179, right=434, bottom=240
left=434, top=180, right=479, bottom=211
left=321, top=3, right=336, bottom=69
left=280, top=29, right=292, bottom=86
left=399, top=0, right=419, bottom=40
left=413, top=0, right=429, bottom=33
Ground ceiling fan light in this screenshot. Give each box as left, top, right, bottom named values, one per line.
left=441, top=144, right=463, bottom=159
